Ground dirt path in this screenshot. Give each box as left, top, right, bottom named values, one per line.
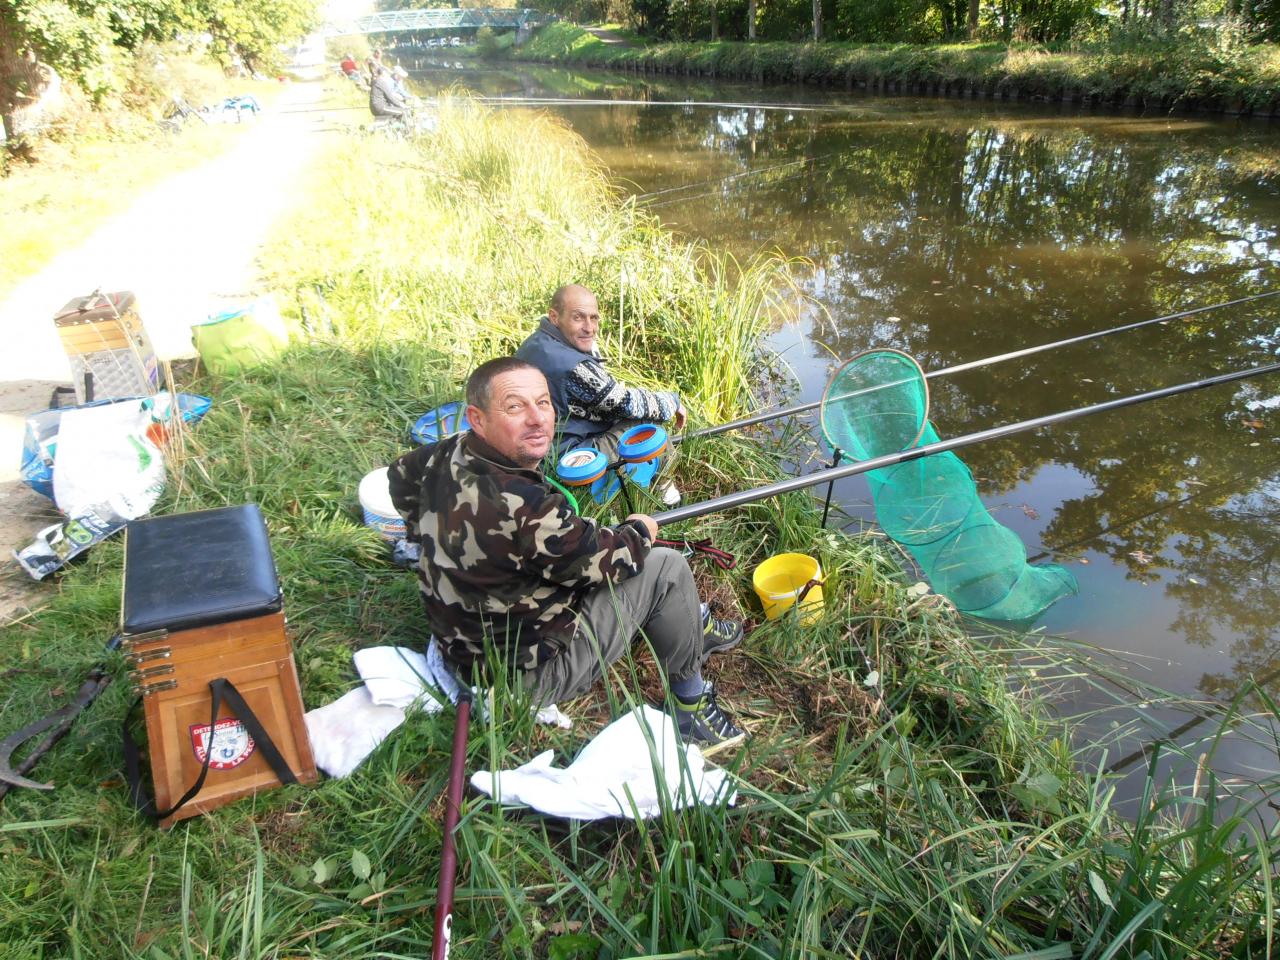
left=0, top=79, right=345, bottom=619
left=581, top=25, right=640, bottom=48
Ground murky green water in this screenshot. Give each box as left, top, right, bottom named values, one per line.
left=407, top=56, right=1280, bottom=804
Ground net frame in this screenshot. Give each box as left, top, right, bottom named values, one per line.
left=819, top=348, right=930, bottom=461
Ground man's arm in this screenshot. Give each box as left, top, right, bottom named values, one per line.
left=387, top=443, right=437, bottom=533
left=514, top=483, right=653, bottom=589
left=564, top=357, right=679, bottom=426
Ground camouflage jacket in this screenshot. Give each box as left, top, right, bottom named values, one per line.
left=388, top=432, right=653, bottom=675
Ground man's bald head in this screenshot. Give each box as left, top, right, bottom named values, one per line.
left=550, top=284, right=594, bottom=315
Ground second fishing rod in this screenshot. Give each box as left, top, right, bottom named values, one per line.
left=675, top=290, right=1280, bottom=445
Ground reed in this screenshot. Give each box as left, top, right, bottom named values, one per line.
left=1, top=89, right=1276, bottom=960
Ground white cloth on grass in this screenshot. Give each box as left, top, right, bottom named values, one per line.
left=470, top=706, right=736, bottom=820
left=353, top=641, right=573, bottom=728
left=304, top=641, right=574, bottom=779
left=304, top=686, right=408, bottom=779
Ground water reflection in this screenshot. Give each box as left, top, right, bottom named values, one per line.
left=409, top=60, right=1280, bottom=792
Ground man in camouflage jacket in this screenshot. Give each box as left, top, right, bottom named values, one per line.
left=389, top=357, right=745, bottom=747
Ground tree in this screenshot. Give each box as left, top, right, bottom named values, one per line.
left=747, top=0, right=756, bottom=39
left=1, top=0, right=318, bottom=148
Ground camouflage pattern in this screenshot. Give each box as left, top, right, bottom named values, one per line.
left=388, top=432, right=653, bottom=675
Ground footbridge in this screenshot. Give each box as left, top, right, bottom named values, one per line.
left=325, top=8, right=555, bottom=37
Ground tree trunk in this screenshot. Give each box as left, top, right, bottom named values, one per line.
left=748, top=0, right=757, bottom=40
left=710, top=1, right=719, bottom=40
left=967, top=0, right=979, bottom=37
left=812, top=0, right=822, bottom=40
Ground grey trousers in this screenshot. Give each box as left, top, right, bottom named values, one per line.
left=525, top=547, right=702, bottom=705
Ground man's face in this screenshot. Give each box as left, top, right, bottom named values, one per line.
left=548, top=289, right=600, bottom=354
left=468, top=368, right=555, bottom=468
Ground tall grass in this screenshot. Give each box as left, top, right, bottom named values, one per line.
left=1, top=90, right=1277, bottom=959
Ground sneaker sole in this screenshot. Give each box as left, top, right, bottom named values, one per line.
left=699, top=630, right=745, bottom=666
left=697, top=730, right=747, bottom=757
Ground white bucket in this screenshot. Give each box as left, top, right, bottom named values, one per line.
left=358, top=467, right=406, bottom=541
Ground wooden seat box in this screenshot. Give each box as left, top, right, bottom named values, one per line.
left=121, top=504, right=316, bottom=827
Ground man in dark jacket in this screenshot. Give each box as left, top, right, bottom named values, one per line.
left=389, top=357, right=745, bottom=748
left=515, top=284, right=687, bottom=505
left=369, top=65, right=407, bottom=119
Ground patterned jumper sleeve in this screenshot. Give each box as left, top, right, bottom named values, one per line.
left=563, top=356, right=679, bottom=425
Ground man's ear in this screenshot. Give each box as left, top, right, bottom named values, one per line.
left=465, top=403, right=485, bottom=438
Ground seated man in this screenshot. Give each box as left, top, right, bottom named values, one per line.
left=369, top=64, right=407, bottom=119
left=388, top=357, right=745, bottom=748
left=515, top=284, right=686, bottom=505
left=339, top=53, right=359, bottom=77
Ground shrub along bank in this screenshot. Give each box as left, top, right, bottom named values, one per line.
left=514, top=23, right=1280, bottom=115
left=1, top=95, right=1276, bottom=958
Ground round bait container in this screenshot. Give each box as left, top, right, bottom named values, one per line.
left=617, top=424, right=668, bottom=463
left=556, top=448, right=608, bottom=486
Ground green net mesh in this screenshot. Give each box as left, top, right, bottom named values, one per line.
left=821, top=353, right=1077, bottom=621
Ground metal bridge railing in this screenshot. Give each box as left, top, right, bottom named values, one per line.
left=326, top=8, right=557, bottom=36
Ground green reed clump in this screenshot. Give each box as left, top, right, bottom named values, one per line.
left=2, top=88, right=1277, bottom=959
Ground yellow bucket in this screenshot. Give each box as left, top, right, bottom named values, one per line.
left=753, top=553, right=824, bottom=624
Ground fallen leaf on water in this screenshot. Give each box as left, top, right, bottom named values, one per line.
left=1020, top=503, right=1040, bottom=520
left=1079, top=558, right=1090, bottom=564
left=1243, top=418, right=1264, bottom=429
left=886, top=316, right=902, bottom=323
left=1189, top=577, right=1200, bottom=584
left=1081, top=377, right=1093, bottom=383
left=1128, top=549, right=1153, bottom=565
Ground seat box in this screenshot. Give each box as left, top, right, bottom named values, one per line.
left=121, top=504, right=316, bottom=827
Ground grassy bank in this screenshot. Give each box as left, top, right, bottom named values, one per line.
left=513, top=23, right=1280, bottom=115
left=0, top=54, right=280, bottom=299
left=1, top=96, right=1277, bottom=959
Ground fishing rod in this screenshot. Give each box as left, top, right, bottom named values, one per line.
left=636, top=150, right=845, bottom=203
left=473, top=95, right=827, bottom=113
left=677, top=290, right=1280, bottom=444
left=654, top=361, right=1280, bottom=526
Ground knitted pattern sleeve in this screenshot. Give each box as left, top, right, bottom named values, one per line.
left=564, top=356, right=679, bottom=425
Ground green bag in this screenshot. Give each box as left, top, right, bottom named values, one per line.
left=192, top=298, right=288, bottom=375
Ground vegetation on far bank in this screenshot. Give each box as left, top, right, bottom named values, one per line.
left=510, top=21, right=1280, bottom=110
left=1, top=88, right=1277, bottom=958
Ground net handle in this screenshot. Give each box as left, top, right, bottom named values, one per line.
left=818, top=347, right=930, bottom=461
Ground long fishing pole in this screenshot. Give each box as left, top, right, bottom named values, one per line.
left=473, top=95, right=828, bottom=113
left=677, top=290, right=1280, bottom=444
left=654, top=362, right=1280, bottom=526
left=432, top=686, right=472, bottom=960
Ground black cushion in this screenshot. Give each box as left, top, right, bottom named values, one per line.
left=122, top=504, right=282, bottom=634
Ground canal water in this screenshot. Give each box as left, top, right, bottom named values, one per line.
left=405, top=56, right=1280, bottom=811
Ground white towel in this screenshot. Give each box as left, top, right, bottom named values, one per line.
left=470, top=706, right=736, bottom=820
left=303, top=687, right=408, bottom=778
left=353, top=641, right=573, bottom=728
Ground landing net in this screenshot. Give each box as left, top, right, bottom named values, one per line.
left=820, top=350, right=1077, bottom=621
